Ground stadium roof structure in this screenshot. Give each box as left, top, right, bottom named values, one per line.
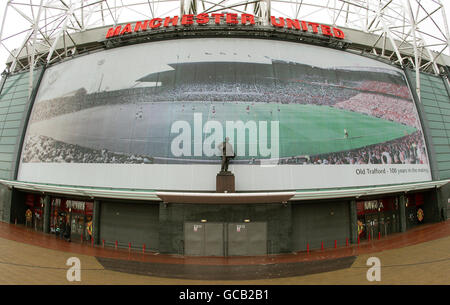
left=0, top=0, right=449, bottom=99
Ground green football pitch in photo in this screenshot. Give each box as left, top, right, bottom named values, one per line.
left=169, top=101, right=417, bottom=158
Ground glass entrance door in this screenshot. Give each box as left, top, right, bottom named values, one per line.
left=384, top=214, right=391, bottom=236
left=365, top=214, right=379, bottom=239
left=70, top=213, right=85, bottom=240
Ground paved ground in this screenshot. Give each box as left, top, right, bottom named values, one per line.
left=0, top=221, right=449, bottom=285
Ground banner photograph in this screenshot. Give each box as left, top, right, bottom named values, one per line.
left=18, top=38, right=432, bottom=191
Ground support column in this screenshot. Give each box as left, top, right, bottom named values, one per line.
left=349, top=200, right=358, bottom=244
left=437, top=185, right=449, bottom=221
left=399, top=195, right=407, bottom=233
left=43, top=195, right=51, bottom=234
left=92, top=200, right=100, bottom=245
left=0, top=184, right=12, bottom=223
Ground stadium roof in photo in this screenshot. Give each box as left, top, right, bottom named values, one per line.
left=0, top=0, right=449, bottom=97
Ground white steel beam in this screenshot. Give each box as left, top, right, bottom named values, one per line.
left=0, top=0, right=449, bottom=78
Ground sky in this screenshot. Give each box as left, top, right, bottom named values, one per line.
left=0, top=1, right=449, bottom=74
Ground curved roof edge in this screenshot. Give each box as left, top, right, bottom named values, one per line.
left=1, top=179, right=448, bottom=203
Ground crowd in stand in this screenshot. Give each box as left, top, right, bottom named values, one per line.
left=30, top=81, right=357, bottom=122
left=356, top=80, right=411, bottom=99
left=334, top=93, right=418, bottom=127
left=24, top=71, right=427, bottom=167
left=23, top=131, right=427, bottom=166
left=163, top=82, right=358, bottom=105
left=297, top=131, right=428, bottom=165
left=30, top=79, right=413, bottom=122
left=22, top=135, right=154, bottom=164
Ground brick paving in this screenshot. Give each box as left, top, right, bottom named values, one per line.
left=0, top=220, right=449, bottom=284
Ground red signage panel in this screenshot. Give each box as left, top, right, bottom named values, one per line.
left=105, top=13, right=346, bottom=40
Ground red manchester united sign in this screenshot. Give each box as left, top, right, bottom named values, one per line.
left=105, top=13, right=345, bottom=40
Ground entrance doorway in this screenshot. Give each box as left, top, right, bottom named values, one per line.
left=184, top=222, right=267, bottom=256
left=357, top=196, right=399, bottom=240
left=24, top=194, right=44, bottom=232
left=184, top=222, right=224, bottom=256
left=227, top=222, right=267, bottom=256
left=50, top=198, right=94, bottom=242
left=365, top=213, right=379, bottom=239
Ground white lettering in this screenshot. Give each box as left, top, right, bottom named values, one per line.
left=170, top=120, right=191, bottom=157
left=170, top=113, right=279, bottom=160
left=258, top=120, right=279, bottom=164
left=179, top=289, right=213, bottom=302
left=203, top=120, right=223, bottom=157
left=66, top=200, right=85, bottom=211
left=366, top=257, right=381, bottom=282
left=193, top=113, right=203, bottom=156
left=66, top=257, right=81, bottom=282
left=225, top=120, right=257, bottom=157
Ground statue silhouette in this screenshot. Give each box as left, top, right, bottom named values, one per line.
left=218, top=137, right=235, bottom=172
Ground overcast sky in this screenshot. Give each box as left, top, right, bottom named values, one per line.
left=0, top=1, right=449, bottom=75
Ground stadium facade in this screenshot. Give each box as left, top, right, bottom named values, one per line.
left=0, top=6, right=450, bottom=256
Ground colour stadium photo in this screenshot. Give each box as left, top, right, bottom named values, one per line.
left=0, top=0, right=449, bottom=292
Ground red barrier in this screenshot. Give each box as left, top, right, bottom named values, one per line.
left=143, top=244, right=146, bottom=254
left=346, top=238, right=349, bottom=247
left=357, top=236, right=360, bottom=245
left=306, top=243, right=309, bottom=254
left=102, top=239, right=105, bottom=248
left=115, top=240, right=118, bottom=250
left=334, top=240, right=337, bottom=248
left=321, top=241, right=324, bottom=251
left=378, top=232, right=381, bottom=240
left=128, top=242, right=131, bottom=252
left=368, top=233, right=371, bottom=241
left=91, top=238, right=94, bottom=247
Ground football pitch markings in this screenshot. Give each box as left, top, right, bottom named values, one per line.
left=27, top=101, right=417, bottom=159
left=179, top=102, right=417, bottom=157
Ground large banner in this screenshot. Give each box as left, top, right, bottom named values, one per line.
left=18, top=38, right=431, bottom=191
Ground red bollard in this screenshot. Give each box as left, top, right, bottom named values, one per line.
left=321, top=241, right=324, bottom=251
left=334, top=240, right=337, bottom=248
left=102, top=239, right=105, bottom=248
left=91, top=238, right=94, bottom=247
left=128, top=242, right=131, bottom=252
left=346, top=238, right=349, bottom=247
left=357, top=236, right=360, bottom=245
left=378, top=232, right=381, bottom=240
left=306, top=243, right=309, bottom=254
left=115, top=240, right=118, bottom=250
left=368, top=233, right=371, bottom=241
left=143, top=244, right=146, bottom=254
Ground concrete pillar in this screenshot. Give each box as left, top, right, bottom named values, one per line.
left=437, top=186, right=448, bottom=221
left=349, top=200, right=358, bottom=244
left=399, top=195, right=407, bottom=232
left=0, top=184, right=12, bottom=223
left=43, top=195, right=51, bottom=234
left=92, top=200, right=100, bottom=244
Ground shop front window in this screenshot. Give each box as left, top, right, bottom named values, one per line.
left=356, top=196, right=399, bottom=240
left=49, top=197, right=94, bottom=242
left=24, top=194, right=44, bottom=231
left=405, top=193, right=425, bottom=228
